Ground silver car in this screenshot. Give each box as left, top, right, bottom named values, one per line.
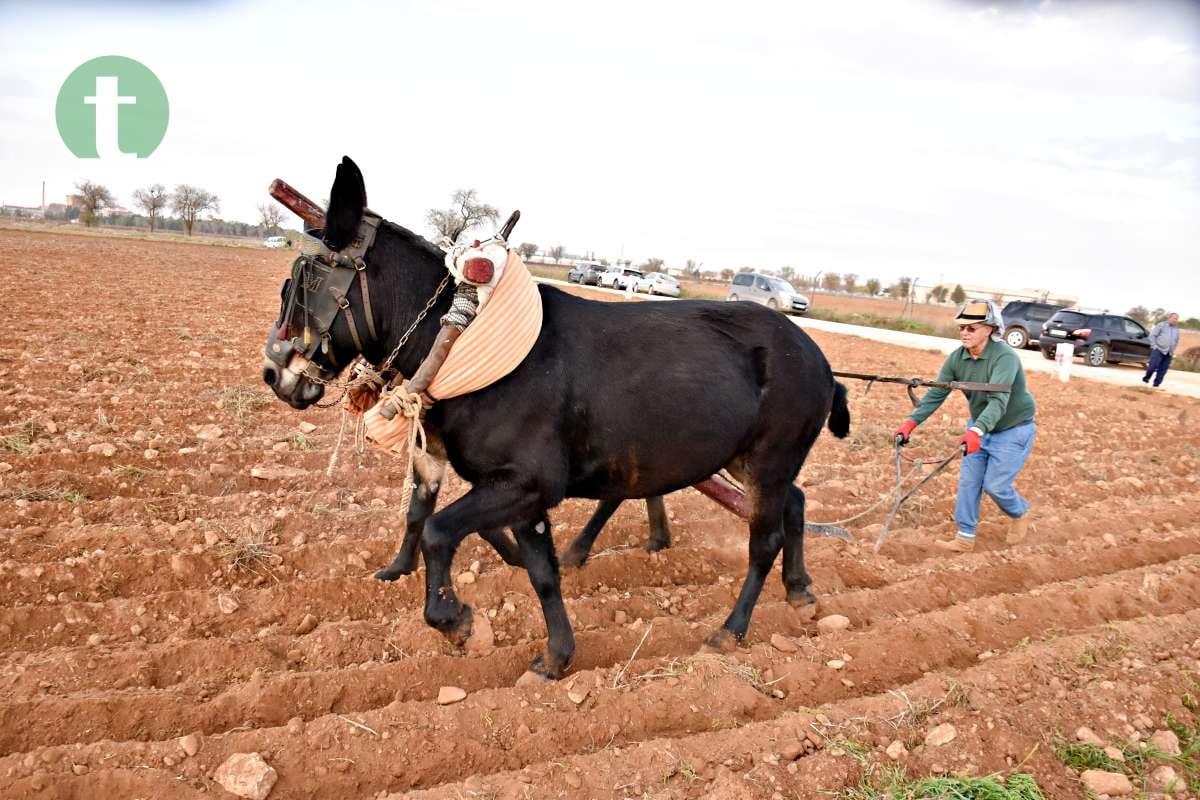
left=727, top=272, right=809, bottom=314
left=634, top=272, right=681, bottom=297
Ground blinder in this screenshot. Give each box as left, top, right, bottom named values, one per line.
left=265, top=212, right=382, bottom=372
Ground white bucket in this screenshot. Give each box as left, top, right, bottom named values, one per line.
left=1055, top=342, right=1073, bottom=382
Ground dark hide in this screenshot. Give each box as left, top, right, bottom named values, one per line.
left=263, top=157, right=851, bottom=679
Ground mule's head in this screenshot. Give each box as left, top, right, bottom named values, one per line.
left=261, top=156, right=368, bottom=409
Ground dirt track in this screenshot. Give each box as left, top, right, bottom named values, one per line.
left=1, top=228, right=1198, bottom=799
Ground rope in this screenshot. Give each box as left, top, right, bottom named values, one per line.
left=376, top=387, right=429, bottom=528
left=326, top=407, right=349, bottom=478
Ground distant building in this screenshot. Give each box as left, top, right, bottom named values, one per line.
left=0, top=204, right=45, bottom=219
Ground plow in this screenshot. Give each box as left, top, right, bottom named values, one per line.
left=269, top=178, right=1009, bottom=550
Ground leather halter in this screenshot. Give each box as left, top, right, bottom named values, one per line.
left=265, top=212, right=382, bottom=372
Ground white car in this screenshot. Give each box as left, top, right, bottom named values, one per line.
left=634, top=272, right=681, bottom=297
left=599, top=267, right=644, bottom=290
left=264, top=235, right=288, bottom=249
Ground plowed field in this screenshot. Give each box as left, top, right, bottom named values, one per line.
left=2, top=228, right=1197, bottom=800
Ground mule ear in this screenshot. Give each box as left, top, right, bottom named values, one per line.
left=323, top=156, right=367, bottom=251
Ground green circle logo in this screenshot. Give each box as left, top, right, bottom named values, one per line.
left=56, top=56, right=168, bottom=158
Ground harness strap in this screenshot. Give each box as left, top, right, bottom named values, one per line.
left=330, top=285, right=366, bottom=353
left=358, top=268, right=378, bottom=342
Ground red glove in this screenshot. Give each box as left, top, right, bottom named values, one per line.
left=958, top=429, right=982, bottom=455
left=894, top=419, right=918, bottom=444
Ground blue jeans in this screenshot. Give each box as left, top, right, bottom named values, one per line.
left=1143, top=350, right=1172, bottom=387
left=955, top=419, right=1036, bottom=539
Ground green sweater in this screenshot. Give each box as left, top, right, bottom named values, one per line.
left=908, top=339, right=1036, bottom=434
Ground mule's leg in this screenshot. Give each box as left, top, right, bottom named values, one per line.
left=782, top=484, right=816, bottom=609
left=706, top=485, right=786, bottom=649
left=644, top=495, right=671, bottom=553
left=515, top=516, right=575, bottom=679
left=375, top=468, right=440, bottom=581
left=560, top=500, right=622, bottom=569
left=420, top=484, right=542, bottom=646
left=478, top=528, right=524, bottom=567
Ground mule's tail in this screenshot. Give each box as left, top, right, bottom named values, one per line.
left=827, top=380, right=850, bottom=439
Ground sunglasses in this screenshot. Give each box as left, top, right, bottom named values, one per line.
left=959, top=324, right=987, bottom=334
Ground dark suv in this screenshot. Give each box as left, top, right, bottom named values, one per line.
left=566, top=261, right=604, bottom=285
left=1038, top=310, right=1152, bottom=367
left=1000, top=301, right=1065, bottom=349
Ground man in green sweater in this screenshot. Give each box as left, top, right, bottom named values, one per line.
left=893, top=301, right=1037, bottom=553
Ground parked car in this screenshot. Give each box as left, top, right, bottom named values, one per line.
left=567, top=261, right=604, bottom=285
left=1000, top=301, right=1066, bottom=349
left=264, top=235, right=288, bottom=249
left=726, top=272, right=809, bottom=314
left=599, top=266, right=644, bottom=290
left=1038, top=309, right=1152, bottom=367
left=633, top=272, right=681, bottom=297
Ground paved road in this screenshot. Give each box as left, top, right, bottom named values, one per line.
left=541, top=277, right=1200, bottom=400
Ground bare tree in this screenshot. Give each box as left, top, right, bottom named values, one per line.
left=779, top=266, right=795, bottom=282
left=171, top=185, right=220, bottom=236
left=890, top=277, right=913, bottom=299
left=548, top=245, right=566, bottom=262
left=257, top=202, right=285, bottom=235
left=425, top=188, right=499, bottom=243
left=517, top=242, right=538, bottom=261
left=643, top=257, right=664, bottom=272
left=1127, top=306, right=1150, bottom=324
left=821, top=273, right=842, bottom=292
left=720, top=268, right=735, bottom=281
left=842, top=273, right=858, bottom=294
left=131, top=184, right=168, bottom=232
left=74, top=180, right=114, bottom=227
left=865, top=278, right=881, bottom=296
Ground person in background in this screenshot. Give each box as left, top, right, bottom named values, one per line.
left=1143, top=312, right=1180, bottom=389
left=893, top=301, right=1037, bottom=553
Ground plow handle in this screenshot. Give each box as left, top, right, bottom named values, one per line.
left=269, top=179, right=326, bottom=231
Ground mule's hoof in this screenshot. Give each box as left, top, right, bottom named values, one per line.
left=559, top=548, right=588, bottom=570
left=702, top=628, right=739, bottom=653
left=527, top=652, right=570, bottom=680
left=787, top=588, right=817, bottom=609
left=440, top=605, right=474, bottom=647
left=374, top=562, right=413, bottom=582
left=644, top=539, right=671, bottom=554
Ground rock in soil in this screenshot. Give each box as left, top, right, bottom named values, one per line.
left=817, top=614, right=851, bottom=634
left=770, top=633, right=799, bottom=653
left=924, top=723, right=956, bottom=747
left=1080, top=769, right=1134, bottom=797
left=1148, top=729, right=1181, bottom=756
left=437, top=686, right=467, bottom=705
left=214, top=752, right=278, bottom=800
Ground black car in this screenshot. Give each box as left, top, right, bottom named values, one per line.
left=566, top=261, right=604, bottom=285
left=1000, top=301, right=1065, bottom=349
left=1038, top=309, right=1152, bottom=367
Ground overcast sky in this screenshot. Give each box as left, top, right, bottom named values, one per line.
left=2, top=0, right=1197, bottom=315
